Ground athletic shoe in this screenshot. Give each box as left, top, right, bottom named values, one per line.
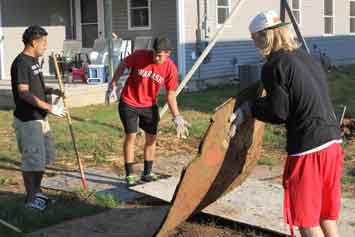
left=25, top=196, right=47, bottom=211
left=141, top=172, right=159, bottom=182
left=126, top=175, right=139, bottom=186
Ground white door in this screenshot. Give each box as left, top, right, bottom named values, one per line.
left=75, top=0, right=105, bottom=49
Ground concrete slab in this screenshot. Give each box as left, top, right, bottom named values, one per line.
left=0, top=77, right=127, bottom=109
left=41, top=169, right=143, bottom=202
left=130, top=177, right=355, bottom=237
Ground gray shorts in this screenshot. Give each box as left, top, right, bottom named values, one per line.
left=13, top=117, right=56, bottom=172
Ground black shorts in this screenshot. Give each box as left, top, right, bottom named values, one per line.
left=118, top=101, right=160, bottom=135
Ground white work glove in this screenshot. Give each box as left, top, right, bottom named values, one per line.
left=173, top=115, right=190, bottom=139
left=50, top=102, right=67, bottom=118
left=229, top=102, right=252, bottom=138
left=105, top=82, right=118, bottom=105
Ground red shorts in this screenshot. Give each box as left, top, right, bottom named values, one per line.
left=283, top=143, right=344, bottom=229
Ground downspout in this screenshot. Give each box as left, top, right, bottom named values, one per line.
left=196, top=0, right=202, bottom=80
left=176, top=0, right=186, bottom=77
left=104, top=0, right=114, bottom=80
left=202, top=0, right=210, bottom=64
left=70, top=0, right=75, bottom=39
left=203, top=0, right=209, bottom=41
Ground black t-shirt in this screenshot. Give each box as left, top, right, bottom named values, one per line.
left=251, top=49, right=341, bottom=155
left=11, top=53, right=48, bottom=121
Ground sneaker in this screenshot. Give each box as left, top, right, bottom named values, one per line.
left=141, top=173, right=159, bottom=182
left=126, top=175, right=139, bottom=186
left=25, top=196, right=47, bottom=211
left=35, top=193, right=57, bottom=205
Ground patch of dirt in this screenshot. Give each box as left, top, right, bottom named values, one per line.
left=27, top=205, right=168, bottom=237
left=168, top=222, right=235, bottom=237
left=3, top=119, right=354, bottom=237
left=0, top=169, right=23, bottom=195
left=27, top=205, right=243, bottom=237
left=28, top=204, right=280, bottom=237
left=342, top=118, right=355, bottom=142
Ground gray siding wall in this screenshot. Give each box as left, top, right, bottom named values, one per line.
left=183, top=0, right=355, bottom=80
left=306, top=36, right=355, bottom=64
left=112, top=0, right=178, bottom=63
left=1, top=0, right=72, bottom=79
left=2, top=0, right=73, bottom=39
left=183, top=0, right=280, bottom=80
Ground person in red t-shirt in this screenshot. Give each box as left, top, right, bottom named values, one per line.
left=106, top=37, right=189, bottom=185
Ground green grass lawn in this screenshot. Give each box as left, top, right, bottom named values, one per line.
left=0, top=66, right=354, bottom=235
left=328, top=65, right=355, bottom=116
left=0, top=85, right=240, bottom=236
left=0, top=191, right=120, bottom=237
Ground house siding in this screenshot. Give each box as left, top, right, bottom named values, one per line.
left=1, top=0, right=72, bottom=78
left=112, top=0, right=178, bottom=63
left=183, top=0, right=279, bottom=80
left=183, top=0, right=355, bottom=81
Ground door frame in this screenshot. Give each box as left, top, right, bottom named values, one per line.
left=75, top=0, right=105, bottom=49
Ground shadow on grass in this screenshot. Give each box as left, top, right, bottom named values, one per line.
left=70, top=116, right=121, bottom=130
left=0, top=155, right=78, bottom=174
left=0, top=155, right=21, bottom=167
left=0, top=191, right=106, bottom=237
left=27, top=205, right=169, bottom=237
left=158, top=85, right=240, bottom=114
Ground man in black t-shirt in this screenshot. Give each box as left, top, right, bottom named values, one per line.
left=11, top=25, right=67, bottom=211
left=230, top=11, right=343, bottom=237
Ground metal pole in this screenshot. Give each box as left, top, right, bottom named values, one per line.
left=283, top=0, right=310, bottom=54
left=159, top=0, right=246, bottom=118
left=104, top=0, right=114, bottom=79
left=280, top=0, right=286, bottom=22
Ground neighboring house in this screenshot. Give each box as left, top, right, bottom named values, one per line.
left=1, top=0, right=355, bottom=81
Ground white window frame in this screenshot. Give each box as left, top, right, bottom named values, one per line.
left=216, top=0, right=232, bottom=27
left=323, top=0, right=335, bottom=35
left=75, top=0, right=104, bottom=49
left=289, top=0, right=301, bottom=26
left=127, top=0, right=152, bottom=31
left=349, top=0, right=355, bottom=34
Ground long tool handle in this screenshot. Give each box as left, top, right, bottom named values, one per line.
left=159, top=0, right=246, bottom=118
left=52, top=53, right=88, bottom=190
left=0, top=219, right=22, bottom=233
left=340, top=105, right=347, bottom=126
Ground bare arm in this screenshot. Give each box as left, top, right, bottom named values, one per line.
left=109, top=61, right=127, bottom=88
left=18, top=84, right=52, bottom=112
left=166, top=90, right=180, bottom=118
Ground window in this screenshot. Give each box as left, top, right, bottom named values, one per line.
left=350, top=0, right=355, bottom=33
left=217, top=0, right=231, bottom=25
left=290, top=0, right=301, bottom=24
left=128, top=0, right=151, bottom=30
left=324, top=0, right=334, bottom=34
left=81, top=0, right=98, bottom=48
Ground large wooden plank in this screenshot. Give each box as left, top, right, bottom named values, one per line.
left=154, top=83, right=266, bottom=236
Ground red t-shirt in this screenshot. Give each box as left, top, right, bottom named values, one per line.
left=120, top=50, right=178, bottom=108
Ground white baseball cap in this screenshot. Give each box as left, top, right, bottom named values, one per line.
left=249, top=10, right=290, bottom=33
